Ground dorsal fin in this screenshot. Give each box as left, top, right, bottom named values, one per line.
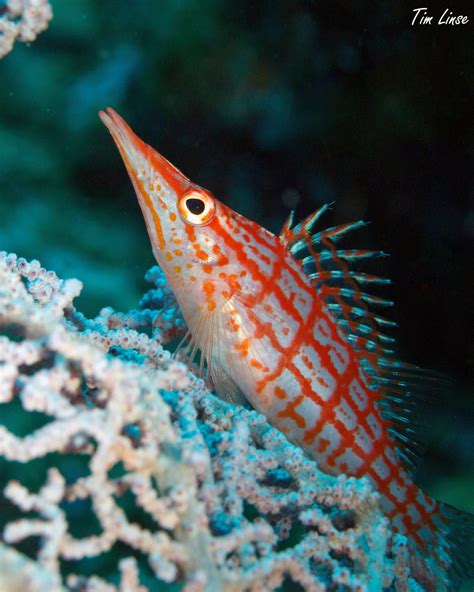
left=280, top=204, right=394, bottom=362
left=280, top=204, right=443, bottom=477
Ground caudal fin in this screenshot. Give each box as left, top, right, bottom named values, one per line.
left=441, top=502, right=474, bottom=589
left=407, top=500, right=474, bottom=591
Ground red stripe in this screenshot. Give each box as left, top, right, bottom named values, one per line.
left=212, top=217, right=270, bottom=287
left=217, top=210, right=443, bottom=566
left=253, top=298, right=321, bottom=394
left=277, top=394, right=307, bottom=428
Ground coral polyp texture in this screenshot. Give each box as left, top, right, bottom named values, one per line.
left=0, top=0, right=53, bottom=59
left=0, top=251, right=423, bottom=592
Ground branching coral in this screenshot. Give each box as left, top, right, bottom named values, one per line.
left=0, top=0, right=52, bottom=58
left=0, top=252, right=424, bottom=591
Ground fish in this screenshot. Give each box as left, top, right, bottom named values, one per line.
left=100, top=107, right=473, bottom=591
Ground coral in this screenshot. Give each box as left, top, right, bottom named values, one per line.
left=0, top=0, right=52, bottom=59
left=0, top=251, right=424, bottom=591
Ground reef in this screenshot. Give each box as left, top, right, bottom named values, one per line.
left=0, top=251, right=424, bottom=591
left=0, top=0, right=52, bottom=59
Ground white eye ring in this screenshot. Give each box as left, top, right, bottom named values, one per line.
left=178, top=188, right=216, bottom=226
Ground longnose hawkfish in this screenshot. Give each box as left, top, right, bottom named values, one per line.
left=100, top=107, right=473, bottom=590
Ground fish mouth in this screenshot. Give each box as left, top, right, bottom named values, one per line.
left=99, top=108, right=146, bottom=178
left=99, top=107, right=191, bottom=195
left=100, top=107, right=192, bottom=251
left=100, top=107, right=163, bottom=247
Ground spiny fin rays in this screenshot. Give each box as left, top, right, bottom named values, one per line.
left=280, top=202, right=443, bottom=479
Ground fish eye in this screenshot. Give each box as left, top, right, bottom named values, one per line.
left=178, top=188, right=216, bottom=226
left=186, top=197, right=205, bottom=215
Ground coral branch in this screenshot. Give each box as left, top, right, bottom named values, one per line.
left=0, top=0, right=53, bottom=59
left=0, top=251, right=424, bottom=590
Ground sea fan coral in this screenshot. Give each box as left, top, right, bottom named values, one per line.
left=0, top=252, right=424, bottom=591
left=0, top=0, right=52, bottom=59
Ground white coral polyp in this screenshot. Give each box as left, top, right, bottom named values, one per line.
left=0, top=252, right=422, bottom=591
left=0, top=0, right=53, bottom=58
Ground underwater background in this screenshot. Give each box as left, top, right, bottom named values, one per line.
left=0, top=0, right=472, bottom=588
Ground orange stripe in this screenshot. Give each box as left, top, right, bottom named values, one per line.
left=218, top=210, right=444, bottom=557
left=111, top=135, right=166, bottom=250
left=212, top=218, right=269, bottom=286
left=214, top=216, right=308, bottom=329
left=277, top=395, right=306, bottom=428
left=252, top=255, right=304, bottom=325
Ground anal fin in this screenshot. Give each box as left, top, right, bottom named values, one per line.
left=209, top=364, right=251, bottom=408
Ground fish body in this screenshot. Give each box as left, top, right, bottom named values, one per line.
left=100, top=107, right=473, bottom=590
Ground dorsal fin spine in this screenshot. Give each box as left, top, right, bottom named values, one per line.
left=302, top=202, right=333, bottom=231
left=326, top=303, right=398, bottom=327
left=326, top=287, right=394, bottom=308
left=289, top=221, right=368, bottom=256
left=280, top=210, right=295, bottom=237
left=308, top=270, right=391, bottom=284
left=316, top=219, right=368, bottom=241
left=279, top=202, right=446, bottom=479
left=303, top=249, right=388, bottom=266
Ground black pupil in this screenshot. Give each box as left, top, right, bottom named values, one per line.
left=186, top=198, right=206, bottom=215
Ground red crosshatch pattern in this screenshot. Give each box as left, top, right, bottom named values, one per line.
left=210, top=211, right=447, bottom=565
left=100, top=107, right=461, bottom=588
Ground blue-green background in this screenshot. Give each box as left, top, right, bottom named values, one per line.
left=0, top=0, right=472, bottom=585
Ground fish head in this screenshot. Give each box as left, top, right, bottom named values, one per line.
left=100, top=107, right=268, bottom=323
